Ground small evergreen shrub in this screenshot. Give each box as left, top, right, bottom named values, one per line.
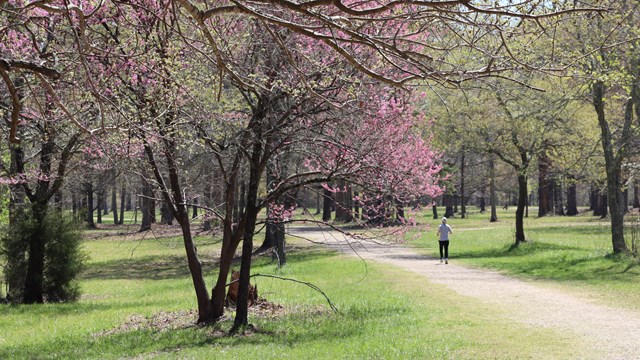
left=1, top=209, right=87, bottom=303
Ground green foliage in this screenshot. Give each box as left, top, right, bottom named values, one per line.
left=42, top=212, right=88, bottom=302
left=1, top=209, right=87, bottom=303
left=0, top=187, right=8, bottom=227
left=0, top=210, right=29, bottom=302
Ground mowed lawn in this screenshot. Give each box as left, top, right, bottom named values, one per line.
left=412, top=206, right=640, bottom=311
left=0, top=214, right=603, bottom=359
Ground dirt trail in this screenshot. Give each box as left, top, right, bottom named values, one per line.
left=290, top=227, right=640, bottom=360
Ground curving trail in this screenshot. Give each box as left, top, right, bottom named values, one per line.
left=291, top=227, right=640, bottom=360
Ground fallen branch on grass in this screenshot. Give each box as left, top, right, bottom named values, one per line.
left=226, top=273, right=340, bottom=314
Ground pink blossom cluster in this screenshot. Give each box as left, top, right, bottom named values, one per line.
left=306, top=89, right=443, bottom=216
left=0, top=169, right=59, bottom=185
left=268, top=203, right=296, bottom=222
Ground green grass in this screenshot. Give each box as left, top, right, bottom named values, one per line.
left=0, top=224, right=594, bottom=359
left=411, top=206, right=640, bottom=311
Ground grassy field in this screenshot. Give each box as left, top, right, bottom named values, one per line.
left=0, top=217, right=598, bottom=359
left=411, top=206, right=640, bottom=311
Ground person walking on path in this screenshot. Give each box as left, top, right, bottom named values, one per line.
left=437, top=217, right=453, bottom=264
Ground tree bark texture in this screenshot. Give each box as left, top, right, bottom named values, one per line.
left=334, top=180, right=353, bottom=222
left=515, top=174, right=527, bottom=245
left=119, top=182, right=126, bottom=225
left=139, top=178, right=153, bottom=232
left=566, top=183, right=578, bottom=216
left=322, top=187, right=333, bottom=222
left=460, top=151, right=466, bottom=219
left=111, top=181, right=119, bottom=225
left=85, top=182, right=96, bottom=228
left=538, top=151, right=553, bottom=217
left=593, top=80, right=628, bottom=253
left=489, top=156, right=498, bottom=222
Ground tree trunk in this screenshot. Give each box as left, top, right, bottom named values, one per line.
left=192, top=197, right=198, bottom=219
left=203, top=182, right=212, bottom=231
left=432, top=204, right=438, bottom=219
left=453, top=194, right=458, bottom=214
left=489, top=156, right=498, bottom=222
left=315, top=190, right=321, bottom=215
left=22, top=204, right=47, bottom=304
left=593, top=189, right=604, bottom=216
left=596, top=193, right=608, bottom=218
left=111, top=182, right=119, bottom=225
left=273, top=222, right=286, bottom=266
left=139, top=178, right=153, bottom=232
left=634, top=182, right=640, bottom=209
left=126, top=192, right=132, bottom=211
left=554, top=180, right=565, bottom=216
left=460, top=151, right=466, bottom=219
left=353, top=191, right=360, bottom=219
left=71, top=191, right=78, bottom=218
left=538, top=151, right=553, bottom=217
left=593, top=80, right=628, bottom=253
left=232, top=126, right=268, bottom=331
left=589, top=185, right=597, bottom=211
left=96, top=190, right=103, bottom=224
left=514, top=174, right=527, bottom=245
left=444, top=194, right=454, bottom=218
left=86, top=182, right=96, bottom=228
left=102, top=195, right=109, bottom=215
left=322, top=187, right=333, bottom=222
left=334, top=180, right=353, bottom=222
left=161, top=202, right=174, bottom=225
left=566, top=183, right=578, bottom=216
left=119, top=182, right=126, bottom=225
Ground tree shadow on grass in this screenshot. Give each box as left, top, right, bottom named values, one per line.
left=82, top=249, right=339, bottom=281
left=527, top=226, right=610, bottom=236
left=81, top=255, right=207, bottom=281
left=455, top=243, right=640, bottom=282
left=0, top=301, right=144, bottom=317
left=454, top=241, right=584, bottom=261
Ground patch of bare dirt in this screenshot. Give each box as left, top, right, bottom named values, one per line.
left=93, top=300, right=288, bottom=338
left=93, top=310, right=199, bottom=337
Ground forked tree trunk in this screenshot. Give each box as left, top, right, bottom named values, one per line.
left=233, top=133, right=265, bottom=332
left=593, top=80, right=628, bottom=254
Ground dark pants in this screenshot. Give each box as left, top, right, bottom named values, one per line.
left=439, top=241, right=449, bottom=259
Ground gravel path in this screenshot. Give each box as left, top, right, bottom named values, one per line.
left=291, top=228, right=640, bottom=360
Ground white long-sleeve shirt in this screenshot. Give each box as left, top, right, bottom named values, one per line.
left=438, top=224, right=452, bottom=241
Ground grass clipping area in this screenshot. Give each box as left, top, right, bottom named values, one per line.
left=0, top=223, right=590, bottom=359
